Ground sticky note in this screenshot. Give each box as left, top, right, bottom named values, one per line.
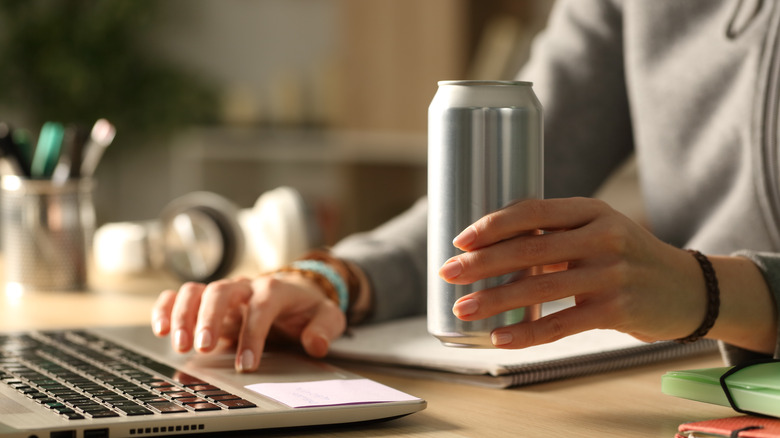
left=245, top=379, right=420, bottom=408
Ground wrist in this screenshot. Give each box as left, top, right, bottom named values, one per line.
left=291, top=250, right=373, bottom=325
left=707, top=255, right=776, bottom=354
left=275, top=260, right=348, bottom=312
left=674, top=250, right=720, bottom=344
left=342, top=259, right=373, bottom=325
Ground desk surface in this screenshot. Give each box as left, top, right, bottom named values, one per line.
left=0, top=270, right=734, bottom=437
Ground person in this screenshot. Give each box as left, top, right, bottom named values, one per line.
left=151, top=0, right=780, bottom=373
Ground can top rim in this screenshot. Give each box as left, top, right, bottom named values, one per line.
left=437, top=80, right=532, bottom=87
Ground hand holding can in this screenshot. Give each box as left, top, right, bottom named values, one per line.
left=427, top=80, right=544, bottom=347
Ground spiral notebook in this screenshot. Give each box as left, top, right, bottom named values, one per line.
left=328, top=300, right=718, bottom=388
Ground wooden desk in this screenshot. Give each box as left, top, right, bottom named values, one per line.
left=0, top=271, right=734, bottom=437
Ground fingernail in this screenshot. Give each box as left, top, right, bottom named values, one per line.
left=153, top=317, right=167, bottom=336
left=439, top=258, right=463, bottom=280
left=453, top=298, right=479, bottom=318
left=305, top=333, right=330, bottom=357
left=491, top=331, right=513, bottom=346
left=195, top=329, right=212, bottom=351
left=453, top=226, right=476, bottom=249
left=238, top=349, right=254, bottom=373
left=314, top=333, right=330, bottom=355
left=174, top=329, right=189, bottom=351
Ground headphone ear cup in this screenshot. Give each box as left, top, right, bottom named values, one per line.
left=93, top=221, right=152, bottom=274
left=245, top=186, right=316, bottom=273
left=159, top=191, right=245, bottom=283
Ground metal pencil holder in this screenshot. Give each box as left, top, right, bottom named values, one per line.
left=1, top=175, right=95, bottom=291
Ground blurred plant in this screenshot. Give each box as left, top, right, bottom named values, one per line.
left=0, top=0, right=217, bottom=139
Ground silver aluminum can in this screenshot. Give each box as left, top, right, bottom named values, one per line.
left=427, top=80, right=543, bottom=347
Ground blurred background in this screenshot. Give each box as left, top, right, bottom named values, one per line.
left=0, top=0, right=556, bottom=245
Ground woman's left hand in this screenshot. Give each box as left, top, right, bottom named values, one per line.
left=439, top=197, right=707, bottom=348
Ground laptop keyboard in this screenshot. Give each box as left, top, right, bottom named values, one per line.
left=0, top=330, right=256, bottom=420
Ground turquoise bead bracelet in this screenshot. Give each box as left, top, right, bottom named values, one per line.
left=290, top=260, right=349, bottom=313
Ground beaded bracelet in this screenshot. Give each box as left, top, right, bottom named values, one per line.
left=297, top=250, right=369, bottom=324
left=282, top=260, right=349, bottom=313
left=675, top=249, right=720, bottom=344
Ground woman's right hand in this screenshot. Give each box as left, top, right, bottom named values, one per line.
left=150, top=273, right=347, bottom=373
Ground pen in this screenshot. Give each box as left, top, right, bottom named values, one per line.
left=11, top=129, right=32, bottom=172
left=51, top=124, right=88, bottom=185
left=0, top=123, right=24, bottom=176
left=79, top=118, right=115, bottom=178
left=31, top=121, right=65, bottom=179
left=0, top=125, right=33, bottom=177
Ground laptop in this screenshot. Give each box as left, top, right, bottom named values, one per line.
left=0, top=325, right=426, bottom=437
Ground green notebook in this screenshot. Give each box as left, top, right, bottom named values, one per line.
left=662, top=360, right=780, bottom=417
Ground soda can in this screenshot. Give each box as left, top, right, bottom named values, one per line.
left=427, top=80, right=544, bottom=347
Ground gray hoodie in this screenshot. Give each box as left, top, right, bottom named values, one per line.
left=332, top=0, right=780, bottom=364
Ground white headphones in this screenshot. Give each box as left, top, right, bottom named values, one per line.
left=93, top=186, right=319, bottom=282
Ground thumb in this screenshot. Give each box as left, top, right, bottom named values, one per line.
left=300, top=301, right=346, bottom=357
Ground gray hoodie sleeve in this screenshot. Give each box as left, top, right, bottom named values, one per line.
left=720, top=251, right=780, bottom=364
left=521, top=0, right=634, bottom=200
left=331, top=198, right=428, bottom=323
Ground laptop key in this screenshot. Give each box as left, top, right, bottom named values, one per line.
left=79, top=402, right=108, bottom=411
left=139, top=397, right=169, bottom=403
left=200, top=390, right=233, bottom=398
left=149, top=401, right=189, bottom=414
left=189, top=384, right=219, bottom=392
left=119, top=406, right=155, bottom=416
left=157, top=386, right=187, bottom=393
left=62, top=412, right=85, bottom=420
left=112, top=400, right=141, bottom=408
left=220, top=399, right=257, bottom=409
left=88, top=409, right=121, bottom=418
left=210, top=394, right=241, bottom=401
left=178, top=397, right=209, bottom=405
left=188, top=403, right=221, bottom=412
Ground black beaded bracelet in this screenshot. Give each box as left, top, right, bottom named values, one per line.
left=675, top=249, right=720, bottom=344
